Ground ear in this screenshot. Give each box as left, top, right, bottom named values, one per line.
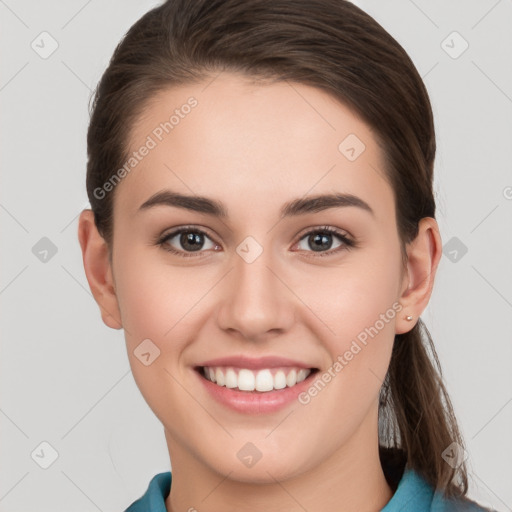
left=77, top=209, right=122, bottom=330
left=395, top=217, right=442, bottom=335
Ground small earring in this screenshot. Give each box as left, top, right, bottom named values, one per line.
left=406, top=315, right=413, bottom=321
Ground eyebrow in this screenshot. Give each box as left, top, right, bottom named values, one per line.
left=138, top=189, right=375, bottom=219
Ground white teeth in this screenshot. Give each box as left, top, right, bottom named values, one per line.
left=286, top=369, right=297, bottom=387
left=238, top=369, right=255, bottom=391
left=215, top=368, right=225, bottom=386
left=225, top=368, right=238, bottom=388
left=255, top=369, right=274, bottom=392
left=274, top=370, right=287, bottom=389
left=297, top=369, right=308, bottom=383
left=202, top=366, right=312, bottom=392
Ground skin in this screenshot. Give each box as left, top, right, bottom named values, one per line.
left=78, top=71, right=442, bottom=512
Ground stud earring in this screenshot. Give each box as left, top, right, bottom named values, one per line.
left=406, top=315, right=413, bottom=321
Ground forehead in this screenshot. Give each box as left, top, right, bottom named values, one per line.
left=114, top=72, right=393, bottom=221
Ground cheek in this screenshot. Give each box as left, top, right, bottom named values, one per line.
left=114, top=244, right=205, bottom=340
left=295, top=242, right=402, bottom=405
left=112, top=247, right=197, bottom=397
left=335, top=263, right=401, bottom=349
left=294, top=239, right=402, bottom=348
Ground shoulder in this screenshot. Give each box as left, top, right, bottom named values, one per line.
left=379, top=449, right=493, bottom=512
left=380, top=466, right=493, bottom=512
left=124, top=472, right=172, bottom=512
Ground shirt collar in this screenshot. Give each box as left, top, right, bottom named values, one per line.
left=127, top=467, right=434, bottom=512
left=380, top=468, right=434, bottom=511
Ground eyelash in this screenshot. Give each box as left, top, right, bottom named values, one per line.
left=155, top=225, right=356, bottom=259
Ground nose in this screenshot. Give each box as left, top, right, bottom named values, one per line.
left=215, top=245, right=296, bottom=342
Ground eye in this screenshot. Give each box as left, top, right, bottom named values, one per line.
left=294, top=226, right=355, bottom=257
left=157, top=226, right=220, bottom=258
left=156, top=225, right=356, bottom=259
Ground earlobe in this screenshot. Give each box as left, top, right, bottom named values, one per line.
left=395, top=217, right=442, bottom=335
left=78, top=210, right=123, bottom=330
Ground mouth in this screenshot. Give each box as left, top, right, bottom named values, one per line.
left=194, top=365, right=320, bottom=393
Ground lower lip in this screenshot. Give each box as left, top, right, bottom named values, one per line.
left=195, top=368, right=318, bottom=414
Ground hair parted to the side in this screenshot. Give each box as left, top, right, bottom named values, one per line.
left=86, top=0, right=470, bottom=499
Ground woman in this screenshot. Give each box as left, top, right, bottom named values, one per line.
left=78, top=0, right=493, bottom=510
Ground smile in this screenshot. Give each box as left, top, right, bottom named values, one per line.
left=194, top=356, right=321, bottom=413
left=199, top=366, right=316, bottom=393
left=200, top=366, right=316, bottom=393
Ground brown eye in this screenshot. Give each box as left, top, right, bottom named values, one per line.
left=158, top=227, right=219, bottom=257
left=295, top=227, right=355, bottom=257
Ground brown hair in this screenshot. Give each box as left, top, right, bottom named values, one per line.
left=87, top=0, right=471, bottom=500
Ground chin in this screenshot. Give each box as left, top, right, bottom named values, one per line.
left=204, top=448, right=310, bottom=484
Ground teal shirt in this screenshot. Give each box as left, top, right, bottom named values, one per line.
left=124, top=468, right=491, bottom=511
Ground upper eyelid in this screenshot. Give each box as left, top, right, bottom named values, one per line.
left=160, top=225, right=218, bottom=243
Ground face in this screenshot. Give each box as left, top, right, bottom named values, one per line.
left=107, top=72, right=409, bottom=483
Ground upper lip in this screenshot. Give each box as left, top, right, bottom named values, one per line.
left=196, top=356, right=317, bottom=370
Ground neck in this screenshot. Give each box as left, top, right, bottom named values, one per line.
left=164, top=407, right=394, bottom=512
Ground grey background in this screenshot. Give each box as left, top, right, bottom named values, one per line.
left=1, top=0, right=511, bottom=510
